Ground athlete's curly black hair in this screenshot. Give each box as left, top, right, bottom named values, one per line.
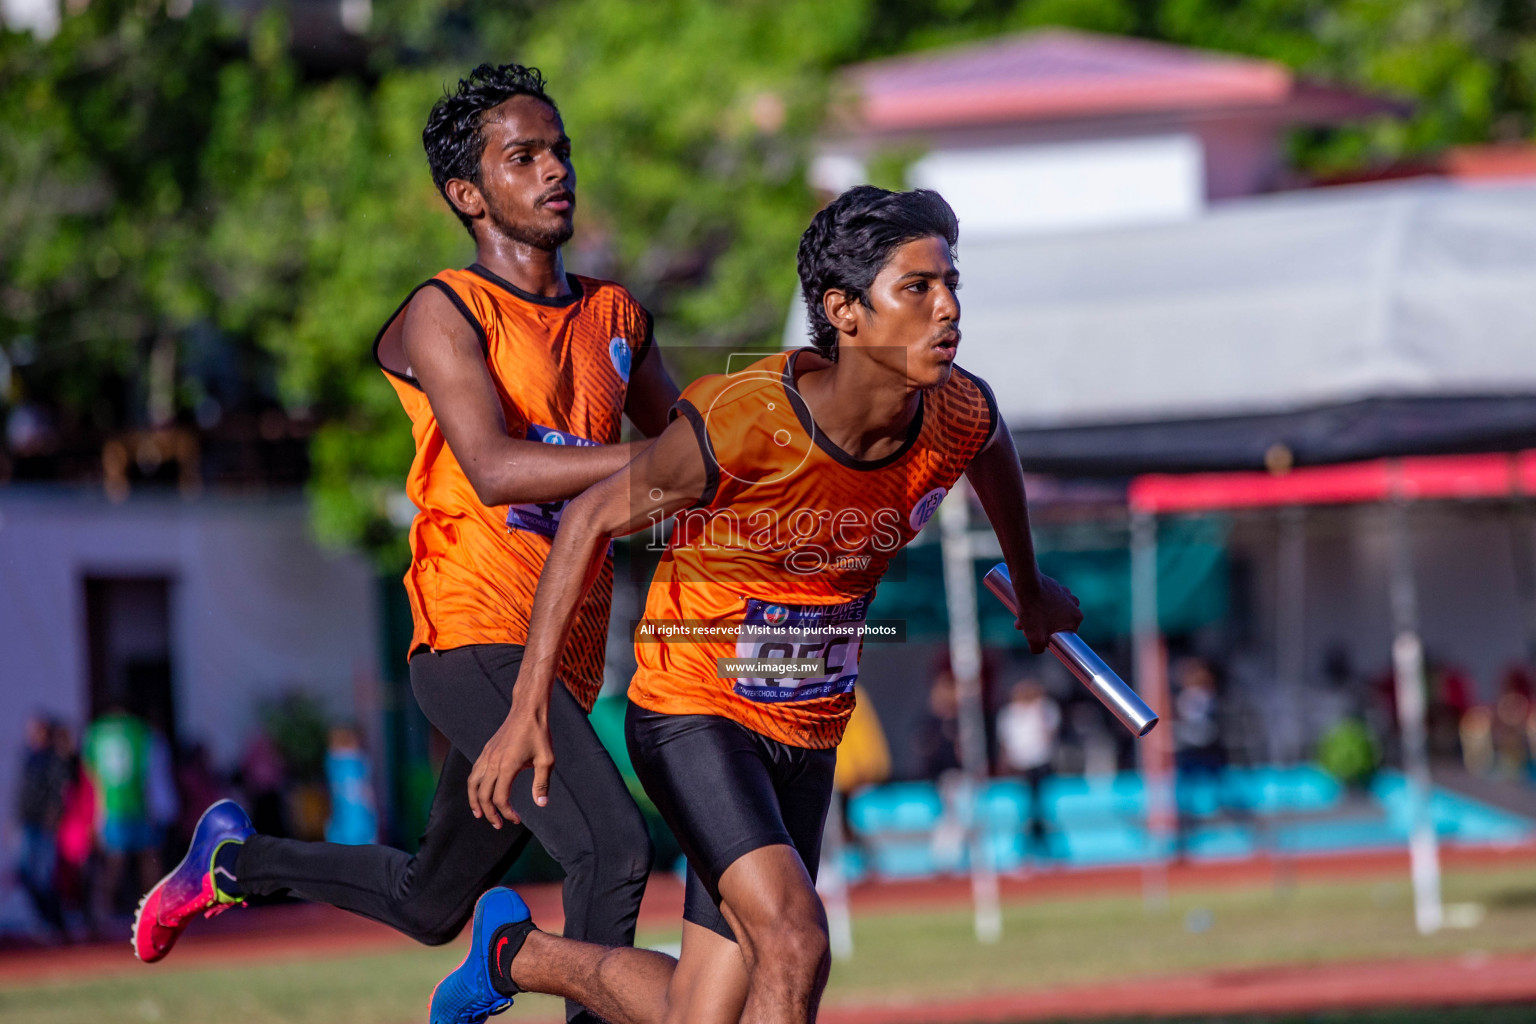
left=423, top=63, right=561, bottom=236
left=796, top=185, right=959, bottom=361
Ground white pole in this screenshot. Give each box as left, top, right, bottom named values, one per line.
left=1277, top=507, right=1308, bottom=763
left=1272, top=506, right=1306, bottom=892
left=939, top=477, right=1002, bottom=944
left=1131, top=510, right=1173, bottom=910
left=818, top=794, right=854, bottom=960
left=1387, top=483, right=1442, bottom=936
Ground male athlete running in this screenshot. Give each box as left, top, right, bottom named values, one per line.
left=133, top=64, right=677, bottom=1024
left=428, top=185, right=1082, bottom=1024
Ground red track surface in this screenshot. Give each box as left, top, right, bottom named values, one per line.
left=4, top=843, right=1535, bottom=1021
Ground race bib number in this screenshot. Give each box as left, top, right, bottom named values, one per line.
left=505, top=424, right=599, bottom=538
left=731, top=593, right=872, bottom=703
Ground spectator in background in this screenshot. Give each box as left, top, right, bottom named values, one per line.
left=239, top=732, right=288, bottom=838
left=52, top=724, right=92, bottom=940
left=1172, top=657, right=1226, bottom=857
left=1069, top=702, right=1119, bottom=780
left=324, top=724, right=378, bottom=847
left=173, top=743, right=224, bottom=850
left=145, top=713, right=181, bottom=866
left=81, top=704, right=159, bottom=926
left=996, top=678, right=1059, bottom=857
left=1314, top=644, right=1362, bottom=738
left=1502, top=663, right=1534, bottom=701
left=915, top=663, right=966, bottom=872
left=1493, top=666, right=1534, bottom=780
left=1461, top=702, right=1495, bottom=777
left=914, top=665, right=962, bottom=780
left=1427, top=658, right=1475, bottom=759
left=14, top=715, right=70, bottom=939
left=1173, top=658, right=1224, bottom=766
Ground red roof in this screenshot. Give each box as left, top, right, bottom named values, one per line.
left=840, top=29, right=1393, bottom=135
left=1444, top=144, right=1536, bottom=180
left=1129, top=452, right=1536, bottom=514
left=1312, top=144, right=1536, bottom=188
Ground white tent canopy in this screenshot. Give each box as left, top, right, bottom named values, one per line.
left=954, top=179, right=1536, bottom=429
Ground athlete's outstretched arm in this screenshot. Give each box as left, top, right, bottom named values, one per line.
left=401, top=285, right=652, bottom=507
left=624, top=336, right=681, bottom=438
left=467, top=413, right=711, bottom=827
left=965, top=412, right=1083, bottom=653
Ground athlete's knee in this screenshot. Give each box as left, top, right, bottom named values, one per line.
left=732, top=892, right=827, bottom=973
left=748, top=911, right=829, bottom=984
left=578, top=809, right=653, bottom=888
left=604, top=815, right=654, bottom=886
left=397, top=901, right=471, bottom=947
left=411, top=918, right=467, bottom=947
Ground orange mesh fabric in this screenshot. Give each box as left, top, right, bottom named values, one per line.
left=630, top=349, right=997, bottom=747
left=378, top=265, right=650, bottom=710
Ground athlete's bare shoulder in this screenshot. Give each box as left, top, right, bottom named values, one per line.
left=401, top=281, right=483, bottom=367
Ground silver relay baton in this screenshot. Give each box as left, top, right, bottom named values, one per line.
left=983, top=563, right=1159, bottom=737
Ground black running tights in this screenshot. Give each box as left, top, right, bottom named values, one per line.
left=235, top=644, right=651, bottom=1024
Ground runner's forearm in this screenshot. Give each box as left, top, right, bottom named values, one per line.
left=511, top=509, right=616, bottom=716
left=965, top=424, right=1044, bottom=602
left=511, top=426, right=706, bottom=714
left=470, top=437, right=652, bottom=508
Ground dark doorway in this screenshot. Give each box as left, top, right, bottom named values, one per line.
left=84, top=576, right=177, bottom=738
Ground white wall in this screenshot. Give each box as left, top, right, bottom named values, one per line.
left=812, top=133, right=1206, bottom=239
left=0, top=488, right=380, bottom=840
left=908, top=134, right=1205, bottom=239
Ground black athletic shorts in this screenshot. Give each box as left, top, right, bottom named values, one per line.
left=624, top=700, right=836, bottom=941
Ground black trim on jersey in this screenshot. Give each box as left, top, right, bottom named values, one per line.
left=780, top=348, right=924, bottom=472
left=373, top=286, right=424, bottom=391
left=371, top=279, right=489, bottom=391
left=953, top=364, right=1000, bottom=448
left=430, top=280, right=491, bottom=358
left=632, top=308, right=656, bottom=370
left=670, top=399, right=721, bottom=509
left=468, top=263, right=584, bottom=308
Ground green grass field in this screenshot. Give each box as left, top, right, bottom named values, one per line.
left=5, top=865, right=1536, bottom=1024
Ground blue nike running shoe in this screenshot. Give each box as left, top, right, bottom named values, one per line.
left=429, top=887, right=532, bottom=1024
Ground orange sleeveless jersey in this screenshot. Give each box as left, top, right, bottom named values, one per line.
left=629, top=349, right=998, bottom=748
left=375, top=264, right=652, bottom=711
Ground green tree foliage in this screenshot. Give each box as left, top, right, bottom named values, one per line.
left=507, top=0, right=864, bottom=365
left=199, top=22, right=468, bottom=558
left=7, top=0, right=1536, bottom=563
left=0, top=0, right=233, bottom=430
left=1154, top=0, right=1536, bottom=172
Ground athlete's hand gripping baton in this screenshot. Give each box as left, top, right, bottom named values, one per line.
left=983, top=563, right=1159, bottom=737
